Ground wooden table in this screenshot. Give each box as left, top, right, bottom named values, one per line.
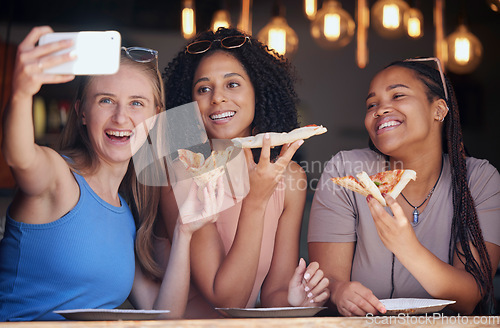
left=1, top=317, right=500, bottom=328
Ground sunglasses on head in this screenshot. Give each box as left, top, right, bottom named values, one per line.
left=185, top=35, right=251, bottom=55
left=403, top=57, right=448, bottom=102
left=122, top=47, right=158, bottom=63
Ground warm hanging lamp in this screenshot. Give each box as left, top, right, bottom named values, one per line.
left=487, top=0, right=500, bottom=12
left=304, top=0, right=318, bottom=20
left=371, top=0, right=409, bottom=38
left=310, top=0, right=355, bottom=49
left=257, top=0, right=299, bottom=57
left=446, top=24, right=483, bottom=74
left=356, top=0, right=369, bottom=68
left=405, top=0, right=423, bottom=39
left=181, top=0, right=196, bottom=39
left=211, top=9, right=232, bottom=32
left=445, top=1, right=483, bottom=74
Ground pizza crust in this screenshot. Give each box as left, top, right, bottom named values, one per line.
left=231, top=125, right=327, bottom=148
left=357, top=171, right=386, bottom=206
left=386, top=170, right=417, bottom=200
left=178, top=147, right=234, bottom=200
left=330, top=169, right=417, bottom=206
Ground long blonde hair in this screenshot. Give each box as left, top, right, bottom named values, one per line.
left=59, top=53, right=166, bottom=280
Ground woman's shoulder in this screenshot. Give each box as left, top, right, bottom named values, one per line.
left=464, top=156, right=500, bottom=188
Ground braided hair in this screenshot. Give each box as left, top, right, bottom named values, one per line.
left=163, top=27, right=299, bottom=161
left=370, top=60, right=493, bottom=314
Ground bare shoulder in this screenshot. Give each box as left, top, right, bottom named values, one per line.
left=10, top=149, right=79, bottom=224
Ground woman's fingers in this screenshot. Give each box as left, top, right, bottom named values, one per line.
left=260, top=133, right=271, bottom=163
left=384, top=194, right=406, bottom=220
left=309, top=286, right=330, bottom=304
left=275, top=139, right=303, bottom=167
left=289, top=258, right=307, bottom=288
left=18, top=26, right=54, bottom=51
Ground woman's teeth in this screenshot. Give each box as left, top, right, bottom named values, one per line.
left=210, top=111, right=235, bottom=120
left=106, top=130, right=132, bottom=137
left=378, top=121, right=400, bottom=130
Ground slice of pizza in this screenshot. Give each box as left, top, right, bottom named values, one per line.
left=331, top=169, right=416, bottom=206
left=231, top=124, right=327, bottom=148
left=178, top=146, right=234, bottom=200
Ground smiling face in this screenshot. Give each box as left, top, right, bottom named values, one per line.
left=81, top=63, right=158, bottom=165
left=365, top=66, right=443, bottom=157
left=192, top=51, right=255, bottom=140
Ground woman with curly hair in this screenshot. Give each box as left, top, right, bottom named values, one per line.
left=308, top=57, right=499, bottom=316
left=159, top=28, right=330, bottom=318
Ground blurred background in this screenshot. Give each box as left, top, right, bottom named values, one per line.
left=0, top=0, right=500, bottom=184
left=0, top=0, right=499, bottom=308
left=1, top=0, right=499, bottom=188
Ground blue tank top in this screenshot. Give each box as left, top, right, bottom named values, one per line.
left=0, top=172, right=136, bottom=321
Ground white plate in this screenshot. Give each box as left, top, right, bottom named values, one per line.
left=380, top=298, right=456, bottom=315
left=216, top=306, right=327, bottom=318
left=54, top=309, right=170, bottom=321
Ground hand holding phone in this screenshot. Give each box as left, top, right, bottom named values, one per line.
left=38, top=31, right=121, bottom=75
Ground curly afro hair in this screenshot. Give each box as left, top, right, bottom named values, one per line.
left=162, top=27, right=300, bottom=161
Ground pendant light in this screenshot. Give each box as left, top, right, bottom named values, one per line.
left=405, top=1, right=423, bottom=39
left=371, top=0, right=409, bottom=38
left=211, top=9, right=232, bottom=32
left=182, top=0, right=196, bottom=39
left=446, top=24, right=483, bottom=74
left=311, top=0, right=355, bottom=49
left=257, top=0, right=299, bottom=57
left=445, top=1, right=483, bottom=74
left=487, top=0, right=500, bottom=12
left=356, top=0, right=369, bottom=68
left=304, top=0, right=318, bottom=20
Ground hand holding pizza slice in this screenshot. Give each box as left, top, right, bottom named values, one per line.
left=231, top=124, right=327, bottom=148
left=331, top=169, right=417, bottom=206
left=177, top=146, right=234, bottom=201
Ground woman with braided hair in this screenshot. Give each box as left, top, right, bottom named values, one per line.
left=308, top=57, right=499, bottom=316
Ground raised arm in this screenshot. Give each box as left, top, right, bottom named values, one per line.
left=2, top=26, right=78, bottom=223
left=368, top=194, right=499, bottom=314
left=130, top=179, right=224, bottom=318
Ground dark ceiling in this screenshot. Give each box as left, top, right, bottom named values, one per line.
left=1, top=0, right=230, bottom=32
left=2, top=0, right=498, bottom=38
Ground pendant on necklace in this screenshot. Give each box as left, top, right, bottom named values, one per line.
left=412, top=207, right=419, bottom=224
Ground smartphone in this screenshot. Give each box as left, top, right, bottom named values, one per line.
left=39, top=31, right=121, bottom=75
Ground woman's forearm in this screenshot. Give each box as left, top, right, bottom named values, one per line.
left=153, top=226, right=193, bottom=318
left=208, top=196, right=268, bottom=307
left=2, top=94, right=37, bottom=169
left=395, top=242, right=481, bottom=314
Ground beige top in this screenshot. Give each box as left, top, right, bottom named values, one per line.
left=308, top=148, right=500, bottom=299
left=184, top=181, right=285, bottom=318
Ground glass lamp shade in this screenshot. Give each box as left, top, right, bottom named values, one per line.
left=446, top=24, right=483, bottom=74
left=310, top=0, right=355, bottom=49
left=182, top=0, right=196, bottom=39
left=211, top=9, right=231, bottom=32
left=304, top=0, right=317, bottom=20
left=405, top=7, right=423, bottom=39
left=371, top=0, right=410, bottom=39
left=257, top=16, right=299, bottom=57
left=487, top=0, right=500, bottom=12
